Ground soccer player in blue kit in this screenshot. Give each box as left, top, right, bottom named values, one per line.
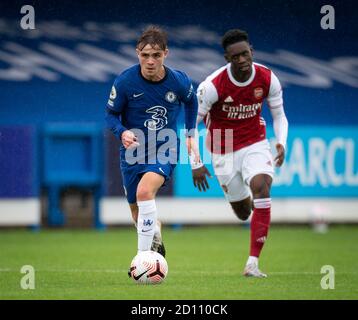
left=105, top=26, right=199, bottom=269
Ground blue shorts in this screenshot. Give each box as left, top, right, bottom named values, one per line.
left=120, top=162, right=176, bottom=204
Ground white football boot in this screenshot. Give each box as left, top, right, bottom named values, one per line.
left=243, top=263, right=267, bottom=278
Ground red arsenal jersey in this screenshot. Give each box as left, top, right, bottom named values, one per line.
left=197, top=63, right=283, bottom=154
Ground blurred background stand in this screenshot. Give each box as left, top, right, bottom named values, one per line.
left=0, top=126, right=41, bottom=229
left=42, top=123, right=105, bottom=229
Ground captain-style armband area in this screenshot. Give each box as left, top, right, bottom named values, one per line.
left=189, top=154, right=204, bottom=170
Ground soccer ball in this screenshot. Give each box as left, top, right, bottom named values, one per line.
left=129, top=251, right=168, bottom=284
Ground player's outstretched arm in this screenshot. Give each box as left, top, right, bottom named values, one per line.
left=270, top=106, right=288, bottom=166
left=267, top=72, right=288, bottom=166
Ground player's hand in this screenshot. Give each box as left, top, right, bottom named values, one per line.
left=274, top=143, right=285, bottom=167
left=186, top=136, right=200, bottom=163
left=121, top=130, right=140, bottom=149
left=192, top=165, right=212, bottom=192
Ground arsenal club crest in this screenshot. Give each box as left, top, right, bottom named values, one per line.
left=254, top=87, right=263, bottom=99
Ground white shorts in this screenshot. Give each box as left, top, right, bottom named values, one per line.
left=211, top=139, right=274, bottom=202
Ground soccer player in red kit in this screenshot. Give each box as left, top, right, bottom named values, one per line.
left=191, top=29, right=288, bottom=277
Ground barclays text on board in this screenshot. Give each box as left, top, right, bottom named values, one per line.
left=269, top=127, right=358, bottom=196
left=273, top=137, right=357, bottom=187
left=175, top=127, right=358, bottom=198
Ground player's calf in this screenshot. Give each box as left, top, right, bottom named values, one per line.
left=230, top=198, right=252, bottom=221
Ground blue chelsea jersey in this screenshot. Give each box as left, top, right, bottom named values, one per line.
left=106, top=64, right=196, bottom=163
left=107, top=64, right=194, bottom=132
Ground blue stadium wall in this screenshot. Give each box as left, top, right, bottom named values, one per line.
left=0, top=0, right=357, bottom=225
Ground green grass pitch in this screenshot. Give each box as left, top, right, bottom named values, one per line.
left=0, top=225, right=357, bottom=300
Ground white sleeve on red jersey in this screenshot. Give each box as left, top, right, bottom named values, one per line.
left=268, top=71, right=288, bottom=150
left=267, top=71, right=283, bottom=108
left=196, top=80, right=218, bottom=125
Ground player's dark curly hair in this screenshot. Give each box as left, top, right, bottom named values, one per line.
left=221, top=29, right=249, bottom=51
left=137, top=25, right=168, bottom=51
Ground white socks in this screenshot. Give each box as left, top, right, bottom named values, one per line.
left=246, top=256, right=258, bottom=266
left=137, top=200, right=157, bottom=252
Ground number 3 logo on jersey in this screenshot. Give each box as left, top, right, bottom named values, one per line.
left=144, top=106, right=168, bottom=131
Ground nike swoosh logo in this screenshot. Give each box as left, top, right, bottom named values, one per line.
left=141, top=229, right=151, bottom=232
left=133, top=270, right=148, bottom=280
left=159, top=168, right=165, bottom=174
left=133, top=93, right=144, bottom=98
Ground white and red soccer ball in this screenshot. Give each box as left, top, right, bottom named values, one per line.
left=129, top=251, right=168, bottom=284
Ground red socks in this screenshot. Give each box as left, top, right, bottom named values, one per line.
left=250, top=198, right=271, bottom=258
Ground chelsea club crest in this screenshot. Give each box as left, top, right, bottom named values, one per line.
left=165, top=91, right=177, bottom=103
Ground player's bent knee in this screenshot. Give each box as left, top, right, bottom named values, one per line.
left=136, top=186, right=155, bottom=201
left=250, top=175, right=272, bottom=199
left=251, top=183, right=272, bottom=199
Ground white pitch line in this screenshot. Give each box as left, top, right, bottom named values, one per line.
left=0, top=268, right=357, bottom=275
